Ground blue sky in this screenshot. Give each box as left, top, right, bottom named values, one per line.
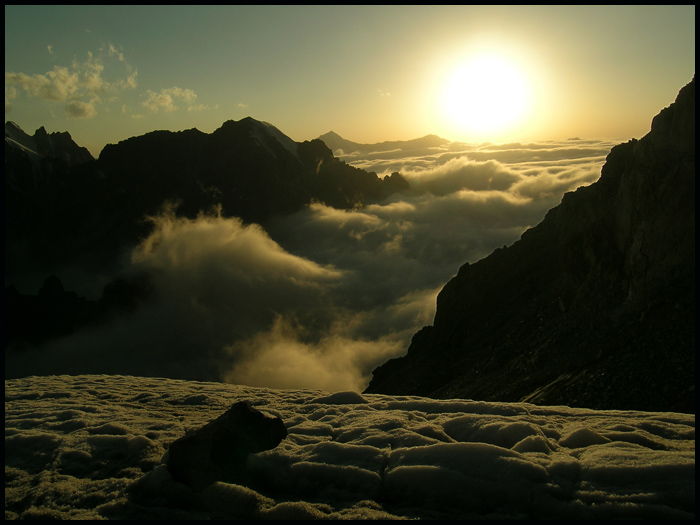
left=5, top=5, right=695, bottom=156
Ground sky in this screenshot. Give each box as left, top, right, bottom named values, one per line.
left=5, top=374, right=695, bottom=519
left=4, top=5, right=695, bottom=156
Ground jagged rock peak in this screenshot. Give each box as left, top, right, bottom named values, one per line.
left=33, top=126, right=94, bottom=164
left=5, top=121, right=93, bottom=164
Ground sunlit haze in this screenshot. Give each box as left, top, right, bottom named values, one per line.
left=439, top=50, right=533, bottom=139
left=5, top=5, right=695, bottom=156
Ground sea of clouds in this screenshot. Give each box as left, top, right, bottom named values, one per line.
left=6, top=138, right=619, bottom=391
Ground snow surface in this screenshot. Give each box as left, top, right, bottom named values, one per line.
left=5, top=375, right=694, bottom=520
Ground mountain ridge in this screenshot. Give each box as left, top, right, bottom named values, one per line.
left=364, top=77, right=695, bottom=413
left=318, top=130, right=449, bottom=155
left=4, top=117, right=408, bottom=296
left=5, top=121, right=94, bottom=165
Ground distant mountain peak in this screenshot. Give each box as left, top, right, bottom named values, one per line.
left=318, top=131, right=449, bottom=155
left=319, top=130, right=343, bottom=140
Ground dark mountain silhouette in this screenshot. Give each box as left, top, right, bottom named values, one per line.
left=365, top=77, right=695, bottom=414
left=5, top=117, right=408, bottom=295
left=5, top=121, right=94, bottom=165
left=5, top=122, right=101, bottom=292
left=318, top=131, right=449, bottom=155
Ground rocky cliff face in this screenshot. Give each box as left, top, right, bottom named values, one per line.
left=365, top=77, right=695, bottom=414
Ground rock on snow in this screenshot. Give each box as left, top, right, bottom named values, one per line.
left=4, top=375, right=695, bottom=520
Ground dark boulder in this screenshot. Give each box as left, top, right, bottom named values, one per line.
left=166, top=402, right=287, bottom=491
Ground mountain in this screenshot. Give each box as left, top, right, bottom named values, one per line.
left=365, top=77, right=695, bottom=414
left=93, top=117, right=407, bottom=225
left=4, top=121, right=94, bottom=166
left=5, top=117, right=408, bottom=294
left=318, top=131, right=449, bottom=155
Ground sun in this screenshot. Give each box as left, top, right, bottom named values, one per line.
left=439, top=52, right=533, bottom=140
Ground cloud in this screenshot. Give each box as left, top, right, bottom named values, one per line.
left=512, top=164, right=601, bottom=200
left=400, top=156, right=521, bottom=195
left=5, top=69, right=79, bottom=102
left=5, top=85, right=17, bottom=112
left=142, top=87, right=198, bottom=113
left=7, top=206, right=355, bottom=382
left=64, top=99, right=97, bottom=119
left=106, top=43, right=124, bottom=62
left=223, top=315, right=404, bottom=392
left=119, top=65, right=138, bottom=90
left=4, top=44, right=138, bottom=117
left=345, top=139, right=612, bottom=179
left=47, top=45, right=54, bottom=55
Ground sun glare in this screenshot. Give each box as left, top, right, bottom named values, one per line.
left=440, top=52, right=533, bottom=141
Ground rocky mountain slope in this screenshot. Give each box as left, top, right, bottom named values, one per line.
left=365, top=77, right=695, bottom=414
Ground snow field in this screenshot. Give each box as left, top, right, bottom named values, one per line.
left=5, top=375, right=695, bottom=519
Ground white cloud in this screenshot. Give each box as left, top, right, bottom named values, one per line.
left=64, top=99, right=97, bottom=119
left=401, top=156, right=521, bottom=195
left=142, top=87, right=198, bottom=113
left=5, top=85, right=17, bottom=112
left=106, top=43, right=124, bottom=62
left=122, top=66, right=138, bottom=89
left=223, top=315, right=404, bottom=391
left=5, top=68, right=78, bottom=102
left=4, top=44, right=138, bottom=118
left=76, top=52, right=107, bottom=95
